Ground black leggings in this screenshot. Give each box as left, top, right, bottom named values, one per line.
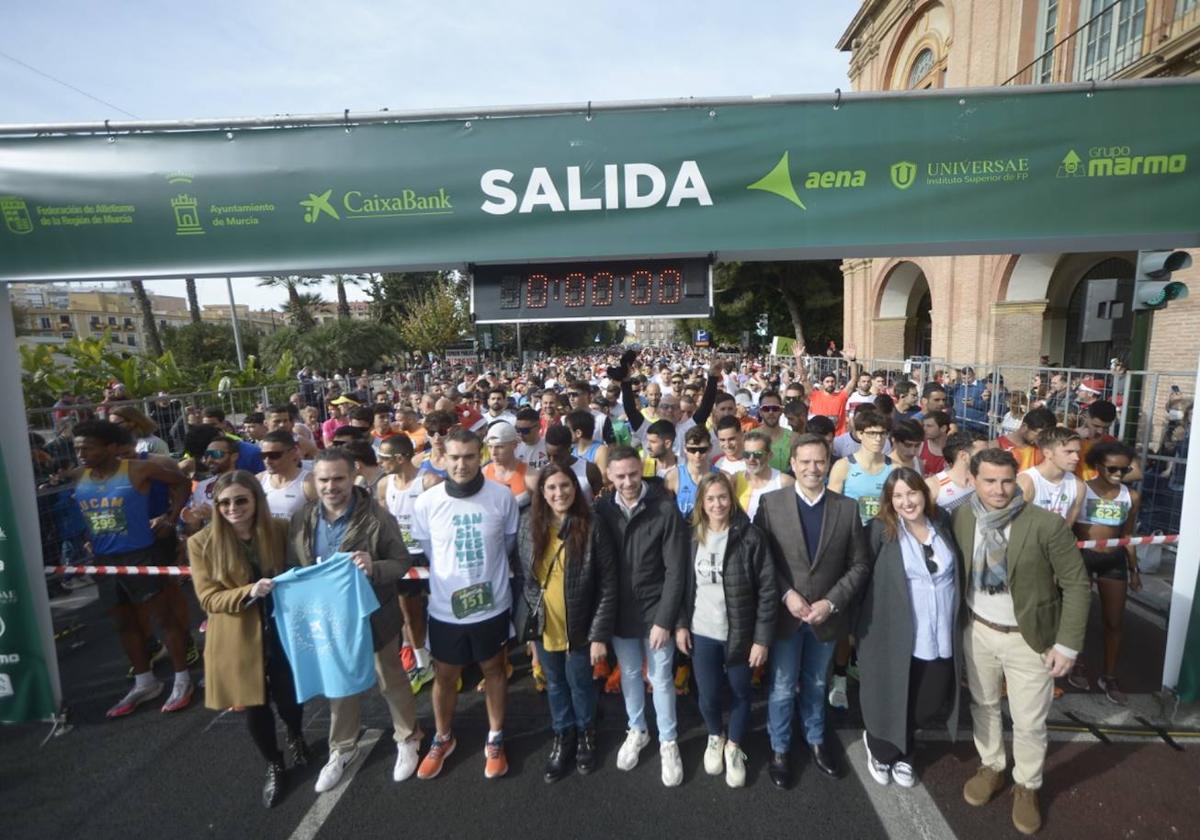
left=867, top=657, right=954, bottom=764
left=246, top=630, right=304, bottom=764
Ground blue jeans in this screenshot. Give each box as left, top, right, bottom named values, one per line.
left=535, top=642, right=597, bottom=734
left=767, top=624, right=836, bottom=753
left=691, top=634, right=753, bottom=745
left=612, top=635, right=677, bottom=741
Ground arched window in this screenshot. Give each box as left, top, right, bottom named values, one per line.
left=908, top=48, right=936, bottom=88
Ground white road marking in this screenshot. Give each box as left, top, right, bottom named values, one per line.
left=287, top=727, right=383, bottom=840
left=841, top=730, right=958, bottom=840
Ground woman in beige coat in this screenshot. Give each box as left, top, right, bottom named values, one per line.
left=189, top=470, right=308, bottom=808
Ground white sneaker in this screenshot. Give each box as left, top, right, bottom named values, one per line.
left=393, top=739, right=419, bottom=782
left=724, top=742, right=747, bottom=788
left=891, top=760, right=916, bottom=788
left=863, top=731, right=890, bottom=786
left=616, top=729, right=651, bottom=771
left=703, top=735, right=726, bottom=775
left=828, top=674, right=849, bottom=710
left=660, top=740, right=683, bottom=787
left=315, top=746, right=360, bottom=793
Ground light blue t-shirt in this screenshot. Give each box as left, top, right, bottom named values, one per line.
left=271, top=554, right=381, bottom=703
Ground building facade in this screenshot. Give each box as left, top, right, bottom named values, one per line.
left=10, top=282, right=285, bottom=352
left=836, top=0, right=1200, bottom=370
left=631, top=317, right=677, bottom=345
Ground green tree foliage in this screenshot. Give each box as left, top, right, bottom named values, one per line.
left=365, top=271, right=446, bottom=325
left=396, top=280, right=470, bottom=354
left=261, top=319, right=403, bottom=372
left=162, top=321, right=261, bottom=377
left=675, top=261, right=843, bottom=352
left=21, top=331, right=293, bottom=410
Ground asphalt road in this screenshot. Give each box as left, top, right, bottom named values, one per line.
left=1, top=586, right=1195, bottom=840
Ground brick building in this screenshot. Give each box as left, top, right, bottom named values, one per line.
left=836, top=0, right=1200, bottom=369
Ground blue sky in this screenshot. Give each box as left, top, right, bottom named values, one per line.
left=2, top=1, right=851, bottom=310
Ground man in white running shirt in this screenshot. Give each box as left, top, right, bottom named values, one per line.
left=925, top=430, right=987, bottom=512
left=257, top=430, right=316, bottom=520
left=1016, top=427, right=1085, bottom=526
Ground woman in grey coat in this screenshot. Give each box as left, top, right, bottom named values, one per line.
left=855, top=467, right=963, bottom=788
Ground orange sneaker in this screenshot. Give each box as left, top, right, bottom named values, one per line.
left=484, top=738, right=508, bottom=778
left=604, top=666, right=623, bottom=694
left=593, top=659, right=611, bottom=681
left=417, top=734, right=456, bottom=780
left=751, top=664, right=765, bottom=688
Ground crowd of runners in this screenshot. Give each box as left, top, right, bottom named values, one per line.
left=30, top=343, right=1184, bottom=836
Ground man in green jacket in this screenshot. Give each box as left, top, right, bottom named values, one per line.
left=953, top=447, right=1090, bottom=836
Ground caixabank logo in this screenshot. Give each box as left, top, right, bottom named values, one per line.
left=745, top=151, right=867, bottom=210
left=301, top=186, right=454, bottom=223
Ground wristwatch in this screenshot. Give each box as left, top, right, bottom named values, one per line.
left=826, top=600, right=839, bottom=615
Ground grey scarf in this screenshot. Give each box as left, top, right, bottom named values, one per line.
left=970, top=492, right=1024, bottom=594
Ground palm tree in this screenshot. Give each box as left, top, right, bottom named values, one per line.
left=280, top=291, right=325, bottom=330
left=184, top=277, right=202, bottom=324
left=334, top=274, right=356, bottom=320
left=130, top=279, right=164, bottom=356
left=258, top=275, right=320, bottom=329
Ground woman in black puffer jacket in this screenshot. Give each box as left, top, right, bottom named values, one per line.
left=516, top=462, right=617, bottom=783
left=675, top=472, right=777, bottom=788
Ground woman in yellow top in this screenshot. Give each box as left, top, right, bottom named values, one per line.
left=188, top=470, right=308, bottom=809
left=515, top=462, right=617, bottom=783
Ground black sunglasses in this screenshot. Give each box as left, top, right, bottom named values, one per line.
left=1104, top=465, right=1132, bottom=476
left=759, top=405, right=782, bottom=412
left=921, top=542, right=937, bottom=575
left=686, top=446, right=710, bottom=454
left=217, top=496, right=252, bottom=509
left=261, top=450, right=289, bottom=461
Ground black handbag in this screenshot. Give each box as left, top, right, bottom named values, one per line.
left=514, top=540, right=565, bottom=643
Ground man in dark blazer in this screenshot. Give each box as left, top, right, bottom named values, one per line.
left=754, top=433, right=871, bottom=787
left=954, top=447, right=1089, bottom=835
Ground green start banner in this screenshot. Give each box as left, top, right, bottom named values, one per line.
left=0, top=447, right=57, bottom=722
left=1, top=82, right=1199, bottom=281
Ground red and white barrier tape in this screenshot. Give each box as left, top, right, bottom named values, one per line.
left=46, top=564, right=433, bottom=579
left=46, top=565, right=190, bottom=577
left=1075, top=534, right=1179, bottom=550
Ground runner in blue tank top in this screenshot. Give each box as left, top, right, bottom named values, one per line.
left=828, top=408, right=895, bottom=525
left=667, top=427, right=720, bottom=516
left=72, top=421, right=194, bottom=719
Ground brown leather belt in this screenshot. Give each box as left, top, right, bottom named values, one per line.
left=971, top=611, right=1019, bottom=634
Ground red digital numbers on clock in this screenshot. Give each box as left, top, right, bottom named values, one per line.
left=564, top=272, right=587, bottom=307
left=526, top=274, right=549, bottom=308
left=630, top=270, right=653, bottom=305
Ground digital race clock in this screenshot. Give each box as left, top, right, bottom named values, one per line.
left=470, top=258, right=712, bottom=324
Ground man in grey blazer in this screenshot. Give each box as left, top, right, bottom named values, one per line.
left=753, top=433, right=872, bottom=788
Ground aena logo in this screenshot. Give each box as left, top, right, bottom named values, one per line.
left=480, top=161, right=712, bottom=215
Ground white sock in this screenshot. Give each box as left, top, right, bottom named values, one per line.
left=415, top=647, right=431, bottom=669
left=487, top=729, right=503, bottom=743
left=174, top=670, right=191, bottom=687
left=133, top=671, right=155, bottom=690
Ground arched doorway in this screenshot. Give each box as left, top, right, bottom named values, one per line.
left=876, top=261, right=932, bottom=360
left=905, top=278, right=932, bottom=357
left=1063, top=256, right=1136, bottom=368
